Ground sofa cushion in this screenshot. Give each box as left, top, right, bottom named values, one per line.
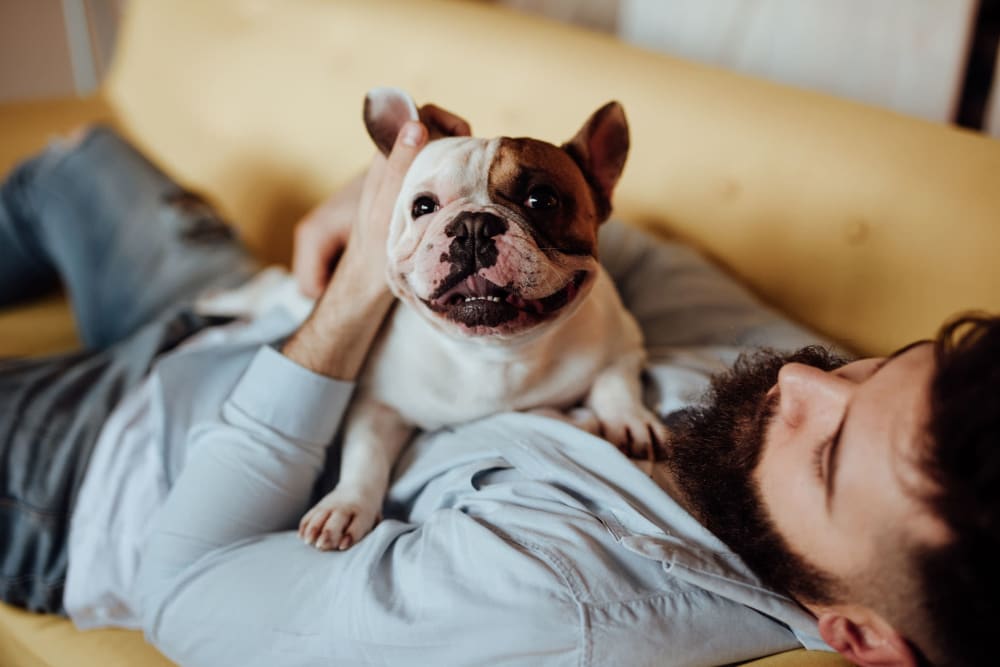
left=0, top=603, right=176, bottom=667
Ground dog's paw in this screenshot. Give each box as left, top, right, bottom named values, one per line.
left=590, top=403, right=670, bottom=460
left=298, top=488, right=382, bottom=551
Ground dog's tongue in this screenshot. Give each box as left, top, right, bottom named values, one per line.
left=465, top=274, right=493, bottom=296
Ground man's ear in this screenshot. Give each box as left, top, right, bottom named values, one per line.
left=364, top=87, right=420, bottom=156
left=816, top=607, right=919, bottom=667
left=561, top=101, right=630, bottom=218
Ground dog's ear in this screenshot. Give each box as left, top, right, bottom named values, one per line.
left=562, top=102, right=629, bottom=215
left=418, top=104, right=472, bottom=142
left=364, top=87, right=420, bottom=156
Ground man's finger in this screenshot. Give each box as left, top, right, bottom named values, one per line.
left=293, top=222, right=341, bottom=297
left=376, top=121, right=428, bottom=194
left=396, top=120, right=428, bottom=150
left=292, top=224, right=323, bottom=297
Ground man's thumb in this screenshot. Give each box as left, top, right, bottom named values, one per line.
left=397, top=121, right=427, bottom=149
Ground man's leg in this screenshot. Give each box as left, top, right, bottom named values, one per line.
left=0, top=157, right=60, bottom=305
left=0, top=313, right=231, bottom=614
left=0, top=125, right=257, bottom=349
left=0, top=128, right=256, bottom=613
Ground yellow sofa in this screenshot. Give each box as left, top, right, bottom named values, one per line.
left=2, top=0, right=999, bottom=665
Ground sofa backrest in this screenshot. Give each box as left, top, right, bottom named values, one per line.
left=104, top=0, right=1000, bottom=355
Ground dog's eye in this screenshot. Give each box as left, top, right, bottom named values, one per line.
left=411, top=196, right=440, bottom=219
left=525, top=185, right=559, bottom=210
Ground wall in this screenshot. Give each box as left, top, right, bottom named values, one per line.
left=618, top=0, right=976, bottom=124
left=0, top=0, right=122, bottom=103
left=991, top=49, right=1000, bottom=135
left=491, top=0, right=998, bottom=137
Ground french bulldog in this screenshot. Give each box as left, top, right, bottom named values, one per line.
left=293, top=88, right=668, bottom=551
left=199, top=88, right=669, bottom=551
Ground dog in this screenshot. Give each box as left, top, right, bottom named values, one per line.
left=199, top=88, right=668, bottom=551
left=291, top=88, right=669, bottom=551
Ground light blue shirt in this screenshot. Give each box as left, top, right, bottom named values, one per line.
left=122, top=224, right=835, bottom=666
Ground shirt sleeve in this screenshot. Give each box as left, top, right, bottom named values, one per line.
left=136, top=345, right=354, bottom=633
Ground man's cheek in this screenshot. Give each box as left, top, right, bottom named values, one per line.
left=755, top=446, right=818, bottom=549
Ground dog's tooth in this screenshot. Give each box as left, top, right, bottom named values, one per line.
left=461, top=295, right=508, bottom=303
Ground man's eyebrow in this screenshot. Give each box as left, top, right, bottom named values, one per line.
left=824, top=339, right=932, bottom=510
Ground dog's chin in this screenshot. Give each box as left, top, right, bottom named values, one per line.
left=419, top=270, right=590, bottom=337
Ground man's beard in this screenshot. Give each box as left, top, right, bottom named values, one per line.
left=664, top=345, right=849, bottom=605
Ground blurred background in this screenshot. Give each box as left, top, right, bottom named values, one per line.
left=1, top=0, right=998, bottom=137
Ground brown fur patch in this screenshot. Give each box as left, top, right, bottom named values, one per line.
left=487, top=137, right=602, bottom=257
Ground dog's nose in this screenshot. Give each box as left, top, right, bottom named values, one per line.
left=444, top=212, right=508, bottom=271
left=447, top=212, right=508, bottom=241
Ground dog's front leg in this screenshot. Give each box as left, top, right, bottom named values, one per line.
left=299, top=395, right=413, bottom=551
left=582, top=350, right=670, bottom=460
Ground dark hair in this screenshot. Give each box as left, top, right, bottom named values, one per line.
left=915, top=314, right=1000, bottom=667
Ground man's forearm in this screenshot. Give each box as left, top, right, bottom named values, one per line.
left=284, top=119, right=426, bottom=380
left=282, top=256, right=395, bottom=381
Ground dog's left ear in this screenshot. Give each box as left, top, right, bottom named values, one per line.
left=364, top=88, right=472, bottom=156
left=364, top=87, right=421, bottom=156
left=562, top=101, right=630, bottom=214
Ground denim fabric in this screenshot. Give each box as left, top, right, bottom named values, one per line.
left=0, top=126, right=255, bottom=348
left=0, top=127, right=255, bottom=613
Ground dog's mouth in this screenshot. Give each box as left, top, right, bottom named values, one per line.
left=422, top=270, right=588, bottom=330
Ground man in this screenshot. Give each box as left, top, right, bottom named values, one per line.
left=0, top=114, right=994, bottom=667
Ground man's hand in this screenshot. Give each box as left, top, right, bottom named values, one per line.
left=291, top=173, right=363, bottom=299
left=282, top=120, right=428, bottom=380
left=291, top=104, right=472, bottom=298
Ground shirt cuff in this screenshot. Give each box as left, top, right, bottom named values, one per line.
left=228, top=345, right=355, bottom=444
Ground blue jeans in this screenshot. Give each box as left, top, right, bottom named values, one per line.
left=0, top=127, right=257, bottom=613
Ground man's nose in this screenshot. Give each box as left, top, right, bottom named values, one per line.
left=775, top=363, right=854, bottom=430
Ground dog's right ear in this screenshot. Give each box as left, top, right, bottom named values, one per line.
left=418, top=104, right=473, bottom=142
left=562, top=101, right=629, bottom=220
left=364, top=87, right=420, bottom=156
